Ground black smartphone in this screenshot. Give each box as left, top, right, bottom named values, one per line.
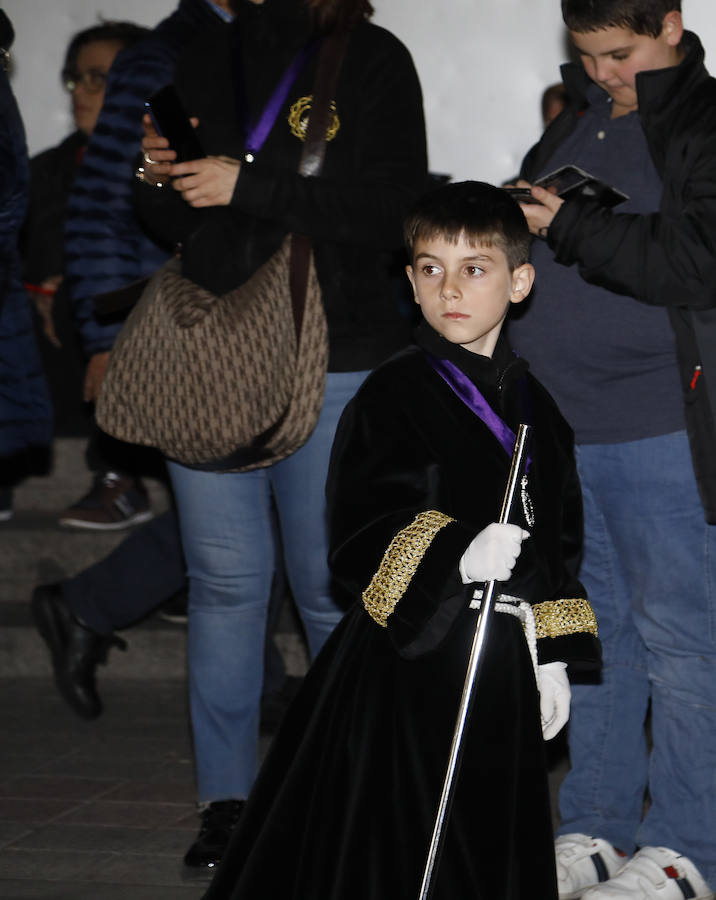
left=144, top=85, right=204, bottom=163
left=534, top=164, right=629, bottom=208
left=505, top=186, right=542, bottom=204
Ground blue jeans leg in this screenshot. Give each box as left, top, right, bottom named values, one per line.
left=558, top=432, right=716, bottom=887
left=271, top=371, right=369, bottom=657
left=168, top=370, right=368, bottom=803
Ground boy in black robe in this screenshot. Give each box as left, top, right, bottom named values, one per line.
left=203, top=181, right=601, bottom=900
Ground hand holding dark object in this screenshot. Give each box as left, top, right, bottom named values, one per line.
left=139, top=112, right=239, bottom=205
left=514, top=180, right=564, bottom=239
left=139, top=113, right=177, bottom=185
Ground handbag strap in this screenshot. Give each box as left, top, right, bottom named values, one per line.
left=289, top=30, right=350, bottom=338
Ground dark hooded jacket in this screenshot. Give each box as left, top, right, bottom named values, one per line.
left=0, top=10, right=52, bottom=455
left=520, top=31, right=716, bottom=522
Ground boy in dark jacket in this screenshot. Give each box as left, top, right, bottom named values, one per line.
left=201, top=181, right=600, bottom=900
left=508, top=1, right=716, bottom=897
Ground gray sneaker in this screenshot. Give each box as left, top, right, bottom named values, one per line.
left=58, top=471, right=152, bottom=531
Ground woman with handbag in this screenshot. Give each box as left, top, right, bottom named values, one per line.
left=131, top=0, right=428, bottom=876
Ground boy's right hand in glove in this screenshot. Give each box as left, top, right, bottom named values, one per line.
left=458, top=522, right=530, bottom=584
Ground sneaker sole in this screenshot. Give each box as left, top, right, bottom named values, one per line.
left=58, top=510, right=154, bottom=531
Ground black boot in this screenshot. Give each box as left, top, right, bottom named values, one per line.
left=183, top=799, right=245, bottom=878
left=31, top=583, right=126, bottom=719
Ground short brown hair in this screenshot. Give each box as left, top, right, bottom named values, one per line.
left=404, top=181, right=530, bottom=272
left=562, top=0, right=681, bottom=38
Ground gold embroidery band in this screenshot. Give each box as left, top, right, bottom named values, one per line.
left=532, top=597, right=598, bottom=640
left=362, top=511, right=455, bottom=627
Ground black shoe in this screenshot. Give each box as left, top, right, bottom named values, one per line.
left=31, top=583, right=126, bottom=719
left=183, top=799, right=245, bottom=879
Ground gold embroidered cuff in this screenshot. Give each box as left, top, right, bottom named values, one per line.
left=362, top=510, right=455, bottom=627
left=533, top=597, right=598, bottom=640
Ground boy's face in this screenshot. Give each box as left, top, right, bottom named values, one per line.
left=406, top=233, right=534, bottom=358
left=570, top=12, right=684, bottom=117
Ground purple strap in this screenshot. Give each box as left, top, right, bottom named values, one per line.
left=245, top=41, right=318, bottom=156
left=426, top=352, right=530, bottom=467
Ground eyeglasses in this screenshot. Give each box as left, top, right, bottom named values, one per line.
left=62, top=68, right=108, bottom=94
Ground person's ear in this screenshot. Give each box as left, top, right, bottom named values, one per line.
left=662, top=11, right=684, bottom=47
left=405, top=265, right=420, bottom=304
left=509, top=263, right=535, bottom=305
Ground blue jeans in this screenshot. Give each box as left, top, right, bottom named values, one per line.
left=558, top=431, right=716, bottom=887
left=168, top=371, right=368, bottom=803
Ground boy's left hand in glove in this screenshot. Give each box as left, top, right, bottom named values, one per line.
left=537, top=661, right=570, bottom=740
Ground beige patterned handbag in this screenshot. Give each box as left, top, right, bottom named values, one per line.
left=95, top=237, right=327, bottom=470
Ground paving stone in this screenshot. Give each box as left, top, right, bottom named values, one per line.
left=0, top=776, right=122, bottom=801
left=12, top=823, right=193, bottom=855
left=0, top=882, right=204, bottom=899
left=57, top=801, right=193, bottom=830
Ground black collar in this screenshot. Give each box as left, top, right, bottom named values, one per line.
left=414, top=321, right=527, bottom=390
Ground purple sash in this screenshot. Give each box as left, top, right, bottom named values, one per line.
left=425, top=352, right=530, bottom=467
left=244, top=41, right=318, bottom=159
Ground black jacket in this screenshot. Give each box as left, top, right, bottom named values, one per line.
left=135, top=0, right=428, bottom=373
left=328, top=323, right=600, bottom=671
left=520, top=32, right=716, bottom=522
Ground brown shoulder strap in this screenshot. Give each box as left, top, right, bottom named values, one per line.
left=299, top=31, right=349, bottom=177
left=290, top=31, right=350, bottom=336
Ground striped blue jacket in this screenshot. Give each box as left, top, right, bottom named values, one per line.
left=64, top=0, right=226, bottom=355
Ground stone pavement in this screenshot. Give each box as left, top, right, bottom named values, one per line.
left=0, top=677, right=209, bottom=900
left=0, top=437, right=309, bottom=898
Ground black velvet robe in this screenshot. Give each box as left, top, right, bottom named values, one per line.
left=203, top=324, right=601, bottom=900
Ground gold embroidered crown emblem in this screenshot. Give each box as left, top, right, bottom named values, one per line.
left=288, top=95, right=340, bottom=142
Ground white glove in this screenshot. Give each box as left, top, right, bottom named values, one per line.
left=538, top=661, right=570, bottom=740
left=458, top=522, right=529, bottom=584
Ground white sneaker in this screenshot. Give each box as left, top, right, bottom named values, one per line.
left=556, top=833, right=629, bottom=899
left=581, top=846, right=713, bottom=900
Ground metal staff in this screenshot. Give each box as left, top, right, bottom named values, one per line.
left=417, top=423, right=532, bottom=900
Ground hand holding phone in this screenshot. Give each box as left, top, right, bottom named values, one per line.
left=144, top=85, right=204, bottom=163
left=534, top=164, right=629, bottom=208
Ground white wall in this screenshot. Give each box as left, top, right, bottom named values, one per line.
left=6, top=0, right=716, bottom=185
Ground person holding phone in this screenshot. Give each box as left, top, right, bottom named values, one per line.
left=508, top=1, right=716, bottom=897
left=135, top=0, right=428, bottom=878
